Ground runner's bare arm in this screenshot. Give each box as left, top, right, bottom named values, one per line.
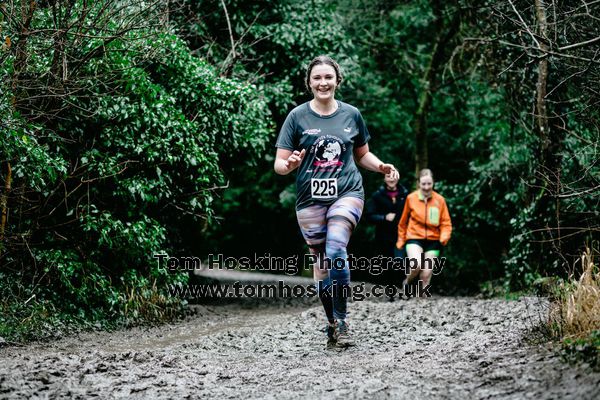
left=354, top=144, right=399, bottom=178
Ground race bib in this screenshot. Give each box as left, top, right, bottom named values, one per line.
left=311, top=178, right=338, bottom=199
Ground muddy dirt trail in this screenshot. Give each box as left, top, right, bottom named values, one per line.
left=1, top=273, right=599, bottom=399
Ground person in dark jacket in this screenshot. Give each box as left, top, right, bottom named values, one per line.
left=365, top=172, right=408, bottom=287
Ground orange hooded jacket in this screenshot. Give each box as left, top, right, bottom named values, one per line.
left=396, top=190, right=452, bottom=249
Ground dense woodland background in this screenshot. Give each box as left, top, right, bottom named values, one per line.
left=0, top=0, right=598, bottom=339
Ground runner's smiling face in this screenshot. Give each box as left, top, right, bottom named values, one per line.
left=418, top=175, right=433, bottom=197
left=309, top=64, right=338, bottom=102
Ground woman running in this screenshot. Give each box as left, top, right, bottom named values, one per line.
left=274, top=55, right=398, bottom=347
left=396, top=169, right=452, bottom=295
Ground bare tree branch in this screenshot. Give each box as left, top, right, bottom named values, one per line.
left=220, top=0, right=236, bottom=75
left=559, top=35, right=600, bottom=51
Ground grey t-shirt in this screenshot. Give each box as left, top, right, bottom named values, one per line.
left=275, top=100, right=371, bottom=210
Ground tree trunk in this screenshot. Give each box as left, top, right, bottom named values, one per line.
left=0, top=163, right=12, bottom=245
left=533, top=0, right=565, bottom=265
left=413, top=3, right=460, bottom=178
left=535, top=0, right=550, bottom=164
left=12, top=0, right=36, bottom=96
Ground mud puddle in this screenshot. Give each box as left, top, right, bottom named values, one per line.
left=1, top=294, right=599, bottom=399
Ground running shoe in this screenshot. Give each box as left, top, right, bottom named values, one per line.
left=335, top=320, right=355, bottom=348
left=326, top=322, right=338, bottom=348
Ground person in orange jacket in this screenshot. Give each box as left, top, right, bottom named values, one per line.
left=396, top=168, right=452, bottom=291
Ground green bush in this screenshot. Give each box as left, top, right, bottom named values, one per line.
left=1, top=4, right=271, bottom=340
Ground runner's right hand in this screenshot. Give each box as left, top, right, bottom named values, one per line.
left=285, top=149, right=306, bottom=170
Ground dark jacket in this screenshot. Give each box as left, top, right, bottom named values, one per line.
left=365, top=184, right=409, bottom=247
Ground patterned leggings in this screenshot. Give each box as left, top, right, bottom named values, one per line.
left=296, top=196, right=364, bottom=322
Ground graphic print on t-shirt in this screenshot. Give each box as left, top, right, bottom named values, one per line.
left=311, top=135, right=346, bottom=171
